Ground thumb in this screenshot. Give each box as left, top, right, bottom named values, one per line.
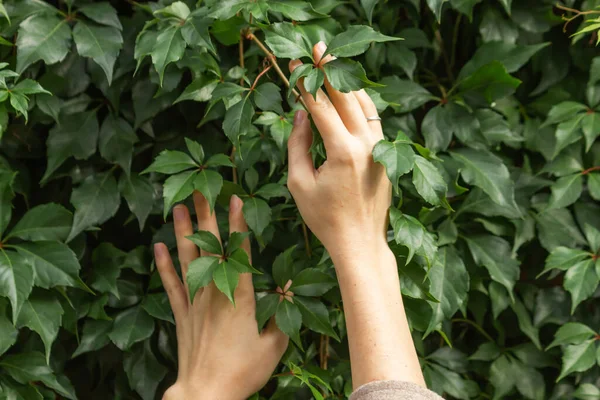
left=287, top=110, right=315, bottom=190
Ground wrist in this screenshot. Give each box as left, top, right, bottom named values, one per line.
left=164, top=383, right=240, bottom=400
left=327, top=238, right=395, bottom=277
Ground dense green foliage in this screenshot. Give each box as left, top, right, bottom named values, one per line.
left=0, top=0, right=599, bottom=399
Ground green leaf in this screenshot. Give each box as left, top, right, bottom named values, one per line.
left=548, top=323, right=597, bottom=349
left=465, top=235, right=520, bottom=297
left=372, top=139, right=415, bottom=193
left=16, top=291, right=63, bottom=363
left=151, top=26, right=186, bottom=86
left=0, top=251, right=34, bottom=324
left=186, top=256, right=220, bottom=302
left=554, top=115, right=584, bottom=159
left=256, top=293, right=279, bottom=331
left=68, top=172, right=120, bottom=242
left=253, top=82, right=283, bottom=114
left=542, top=247, right=591, bottom=275
left=187, top=231, right=223, bottom=255
left=389, top=208, right=437, bottom=265
left=421, top=105, right=452, bottom=153
left=0, top=300, right=17, bottom=356
left=536, top=208, right=587, bottom=252
left=543, top=101, right=588, bottom=126
left=162, top=170, right=197, bottom=219
left=450, top=148, right=520, bottom=216
left=7, top=203, right=72, bottom=242
left=181, top=16, right=216, bottom=54
left=322, top=58, right=381, bottom=93
left=175, top=76, right=218, bottom=104
left=212, top=260, right=239, bottom=304
left=288, top=64, right=313, bottom=97
left=14, top=241, right=87, bottom=291
left=581, top=112, right=600, bottom=152
left=205, top=153, right=235, bottom=168
left=498, top=0, right=512, bottom=14
left=425, top=246, right=469, bottom=336
left=458, top=61, right=521, bottom=103
left=141, top=293, right=174, bottom=324
left=72, top=319, right=112, bottom=358
left=574, top=383, right=600, bottom=400
left=43, top=111, right=99, bottom=183
left=142, top=150, right=198, bottom=174
left=426, top=0, right=449, bottom=22
left=72, top=21, right=123, bottom=83
left=323, top=25, right=400, bottom=58
left=272, top=246, right=298, bottom=288
left=376, top=76, right=436, bottom=112
left=387, top=43, right=417, bottom=79
left=193, top=169, right=223, bottom=214
left=99, top=115, right=137, bottom=174
left=275, top=299, right=302, bottom=348
left=360, top=0, right=379, bottom=24
left=226, top=232, right=250, bottom=255
left=459, top=42, right=549, bottom=77
left=268, top=1, right=325, bottom=21
left=78, top=2, right=122, bottom=29
left=589, top=173, right=600, bottom=201
left=264, top=22, right=313, bottom=60
left=511, top=298, right=541, bottom=350
left=118, top=173, right=155, bottom=231
left=557, top=340, right=597, bottom=381
left=412, top=156, right=451, bottom=209
left=108, top=305, right=154, bottom=350
left=11, top=79, right=50, bottom=95
left=294, top=296, right=339, bottom=340
left=255, top=183, right=289, bottom=200
left=547, top=173, right=583, bottom=210
left=123, top=341, right=168, bottom=400
left=290, top=268, right=336, bottom=296
left=563, top=259, right=599, bottom=313
left=16, top=15, right=71, bottom=73
left=242, top=197, right=271, bottom=236
left=303, top=67, right=325, bottom=100
left=223, top=96, right=254, bottom=148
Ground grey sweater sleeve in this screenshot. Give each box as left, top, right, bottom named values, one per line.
left=349, top=381, right=444, bottom=400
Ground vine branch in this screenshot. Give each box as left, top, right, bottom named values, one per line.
left=246, top=32, right=307, bottom=109
left=582, top=166, right=600, bottom=175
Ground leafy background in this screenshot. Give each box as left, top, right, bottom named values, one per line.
left=0, top=0, right=599, bottom=399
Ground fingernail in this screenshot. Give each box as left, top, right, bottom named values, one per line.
left=173, top=205, right=186, bottom=221
left=316, top=41, right=326, bottom=51
left=154, top=243, right=164, bottom=258
left=294, top=110, right=307, bottom=126
left=230, top=195, right=242, bottom=212
left=289, top=59, right=301, bottom=72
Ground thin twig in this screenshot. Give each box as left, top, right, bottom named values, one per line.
left=556, top=3, right=600, bottom=32
left=450, top=14, right=462, bottom=69
left=434, top=29, right=454, bottom=82
left=239, top=33, right=245, bottom=86
left=247, top=32, right=307, bottom=109
left=230, top=147, right=238, bottom=183
left=451, top=318, right=494, bottom=342
left=582, top=166, right=600, bottom=175
left=250, top=64, right=272, bottom=91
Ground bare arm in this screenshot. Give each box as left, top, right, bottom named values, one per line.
left=287, top=42, right=425, bottom=389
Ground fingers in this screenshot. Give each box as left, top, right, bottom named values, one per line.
left=287, top=110, right=315, bottom=192
left=314, top=42, right=371, bottom=136
left=193, top=191, right=222, bottom=257
left=154, top=243, right=188, bottom=322
left=173, top=205, right=199, bottom=301
left=229, top=195, right=254, bottom=293
left=288, top=59, right=349, bottom=154
left=354, top=89, right=383, bottom=140
left=261, top=316, right=289, bottom=355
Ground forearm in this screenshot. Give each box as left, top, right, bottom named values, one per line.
left=329, top=238, right=425, bottom=390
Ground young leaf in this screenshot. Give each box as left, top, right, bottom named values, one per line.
left=242, top=197, right=272, bottom=236
left=194, top=169, right=223, bottom=213
left=264, top=22, right=313, bottom=60
left=563, top=259, right=598, bottom=313
left=412, top=156, right=451, bottom=210
left=275, top=299, right=303, bottom=348
left=294, top=296, right=340, bottom=341
left=289, top=269, right=337, bottom=296
left=256, top=293, right=279, bottom=331
left=303, top=67, right=325, bottom=100
left=162, top=171, right=197, bottom=219
left=288, top=64, right=313, bottom=97
left=253, top=83, right=283, bottom=114
left=187, top=256, right=220, bottom=301
left=212, top=261, right=239, bottom=304
left=548, top=323, right=597, bottom=349
left=151, top=26, right=186, bottom=86
left=223, top=96, right=254, bottom=149
left=389, top=208, right=437, bottom=265
left=186, top=231, right=223, bottom=255
left=372, top=139, right=415, bottom=193
left=142, top=150, right=198, bottom=174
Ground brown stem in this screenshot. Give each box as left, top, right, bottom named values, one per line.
left=556, top=3, right=600, bottom=33
left=582, top=166, right=600, bottom=175
left=239, top=33, right=245, bottom=86
left=250, top=64, right=272, bottom=91
left=247, top=32, right=307, bottom=109
left=230, top=147, right=238, bottom=183
left=302, top=222, right=312, bottom=257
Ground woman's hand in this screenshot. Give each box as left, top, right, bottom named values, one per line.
left=287, top=42, right=425, bottom=389
left=287, top=41, right=391, bottom=262
left=154, top=193, right=288, bottom=400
